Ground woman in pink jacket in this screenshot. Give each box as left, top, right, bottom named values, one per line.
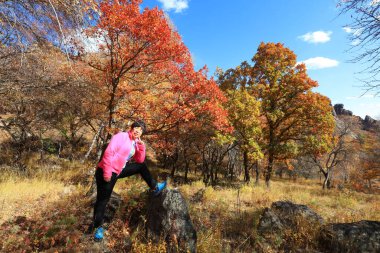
left=93, top=120, right=166, bottom=242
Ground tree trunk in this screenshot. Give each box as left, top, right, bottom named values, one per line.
left=266, top=152, right=274, bottom=188
left=106, top=79, right=118, bottom=141
left=266, top=122, right=275, bottom=188
left=184, top=161, right=189, bottom=183
left=255, top=160, right=260, bottom=186
left=243, top=151, right=250, bottom=182
left=83, top=124, right=104, bottom=162
left=322, top=170, right=330, bottom=189
left=170, top=164, right=176, bottom=178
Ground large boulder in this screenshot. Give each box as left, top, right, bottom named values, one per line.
left=363, top=115, right=377, bottom=130
left=146, top=188, right=197, bottom=253
left=258, top=201, right=324, bottom=235
left=257, top=201, right=324, bottom=252
left=334, top=104, right=353, bottom=116
left=318, top=220, right=380, bottom=253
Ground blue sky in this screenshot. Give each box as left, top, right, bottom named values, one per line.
left=142, top=0, right=380, bottom=119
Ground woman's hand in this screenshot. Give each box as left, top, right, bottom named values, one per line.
left=104, top=176, right=111, bottom=182
left=136, top=137, right=144, bottom=145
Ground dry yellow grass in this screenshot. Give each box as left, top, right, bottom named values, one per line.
left=0, top=176, right=66, bottom=223
left=178, top=178, right=380, bottom=252
left=1, top=163, right=378, bottom=252
left=181, top=179, right=380, bottom=222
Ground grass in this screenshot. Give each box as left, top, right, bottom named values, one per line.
left=0, top=178, right=65, bottom=223
left=0, top=162, right=379, bottom=252
left=179, top=178, right=380, bottom=251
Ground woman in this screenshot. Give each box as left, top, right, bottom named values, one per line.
left=93, top=120, right=166, bottom=242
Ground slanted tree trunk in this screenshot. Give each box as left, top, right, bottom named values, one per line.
left=83, top=124, right=104, bottom=162
left=320, top=168, right=331, bottom=190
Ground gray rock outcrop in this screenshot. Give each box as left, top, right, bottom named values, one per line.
left=146, top=188, right=197, bottom=253
left=319, top=220, right=380, bottom=253
left=363, top=115, right=378, bottom=130
left=258, top=201, right=324, bottom=235
left=334, top=104, right=353, bottom=116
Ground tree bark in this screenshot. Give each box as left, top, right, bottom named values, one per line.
left=243, top=151, right=250, bottom=182
left=255, top=160, right=260, bottom=185
left=266, top=152, right=274, bottom=188
left=83, top=124, right=104, bottom=162
left=322, top=170, right=330, bottom=189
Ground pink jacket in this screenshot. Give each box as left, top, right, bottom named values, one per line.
left=98, top=131, right=146, bottom=180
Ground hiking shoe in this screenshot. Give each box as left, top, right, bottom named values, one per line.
left=94, top=227, right=104, bottom=242
left=153, top=181, right=167, bottom=196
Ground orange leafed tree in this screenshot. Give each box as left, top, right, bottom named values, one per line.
left=80, top=0, right=230, bottom=150
left=250, top=42, right=335, bottom=187
left=353, top=130, right=380, bottom=192
left=218, top=42, right=334, bottom=187
left=81, top=0, right=191, bottom=140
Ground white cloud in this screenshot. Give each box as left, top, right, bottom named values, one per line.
left=298, top=31, right=332, bottom=43
left=157, top=0, right=189, bottom=13
left=343, top=26, right=353, bottom=33
left=343, top=26, right=363, bottom=36
left=298, top=57, right=339, bottom=70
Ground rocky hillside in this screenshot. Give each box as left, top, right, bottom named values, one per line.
left=333, top=103, right=379, bottom=131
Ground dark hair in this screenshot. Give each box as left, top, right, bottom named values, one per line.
left=131, top=120, right=146, bottom=134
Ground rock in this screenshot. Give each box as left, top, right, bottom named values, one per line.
left=257, top=207, right=284, bottom=234
left=270, top=201, right=324, bottom=226
left=363, top=115, right=377, bottom=130
left=90, top=191, right=123, bottom=224
left=257, top=201, right=324, bottom=252
left=334, top=104, right=353, bottom=116
left=103, top=192, right=123, bottom=223
left=318, top=220, right=380, bottom=253
left=258, top=201, right=324, bottom=235
left=146, top=188, right=197, bottom=253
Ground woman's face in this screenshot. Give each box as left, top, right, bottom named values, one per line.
left=131, top=126, right=143, bottom=139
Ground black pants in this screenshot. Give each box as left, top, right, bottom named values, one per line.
left=93, top=162, right=156, bottom=228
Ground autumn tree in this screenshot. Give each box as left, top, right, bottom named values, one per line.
left=221, top=87, right=262, bottom=182
left=142, top=67, right=231, bottom=182
left=80, top=0, right=193, bottom=141
left=0, top=0, right=98, bottom=48
left=0, top=43, right=98, bottom=163
left=303, top=119, right=353, bottom=189
left=0, top=0, right=103, bottom=162
left=219, top=42, right=335, bottom=187
left=354, top=127, right=380, bottom=192
left=77, top=0, right=231, bottom=176
left=254, top=43, right=335, bottom=187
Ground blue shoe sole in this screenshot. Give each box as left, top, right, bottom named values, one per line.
left=153, top=181, right=167, bottom=196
